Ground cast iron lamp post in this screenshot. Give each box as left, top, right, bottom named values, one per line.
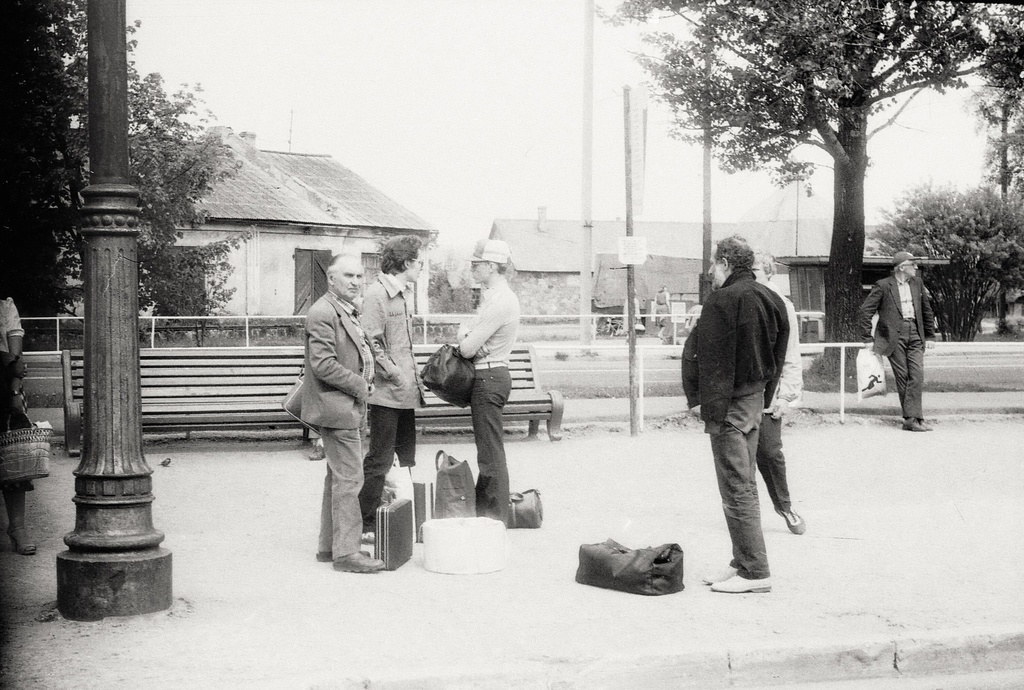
left=55, top=0, right=172, bottom=621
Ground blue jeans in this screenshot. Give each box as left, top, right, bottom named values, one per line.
left=318, top=427, right=364, bottom=558
left=706, top=386, right=770, bottom=579
left=470, top=367, right=511, bottom=525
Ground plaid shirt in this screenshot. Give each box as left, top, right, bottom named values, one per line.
left=329, top=293, right=375, bottom=388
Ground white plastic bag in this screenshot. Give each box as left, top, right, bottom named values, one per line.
left=856, top=348, right=887, bottom=401
left=384, top=456, right=414, bottom=503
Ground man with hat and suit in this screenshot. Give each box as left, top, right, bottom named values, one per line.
left=457, top=239, right=521, bottom=525
left=858, top=251, right=937, bottom=432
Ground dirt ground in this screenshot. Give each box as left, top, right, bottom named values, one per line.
left=1, top=415, right=1022, bottom=689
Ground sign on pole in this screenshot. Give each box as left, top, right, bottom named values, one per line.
left=617, top=236, right=647, bottom=265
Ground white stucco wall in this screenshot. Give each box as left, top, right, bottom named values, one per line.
left=178, top=223, right=430, bottom=316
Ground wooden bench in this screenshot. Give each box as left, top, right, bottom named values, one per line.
left=62, top=347, right=309, bottom=454
left=412, top=344, right=564, bottom=441
left=62, top=344, right=564, bottom=452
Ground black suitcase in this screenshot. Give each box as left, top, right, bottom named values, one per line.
left=374, top=498, right=413, bottom=570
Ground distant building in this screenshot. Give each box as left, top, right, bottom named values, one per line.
left=489, top=208, right=705, bottom=315
left=179, top=127, right=436, bottom=315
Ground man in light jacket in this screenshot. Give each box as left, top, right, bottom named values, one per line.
left=358, top=236, right=425, bottom=542
left=752, top=252, right=805, bottom=535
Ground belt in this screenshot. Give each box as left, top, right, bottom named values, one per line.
left=475, top=361, right=508, bottom=370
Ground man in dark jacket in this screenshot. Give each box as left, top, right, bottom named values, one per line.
left=682, top=236, right=789, bottom=594
left=857, top=251, right=937, bottom=432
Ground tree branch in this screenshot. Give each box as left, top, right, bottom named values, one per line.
left=867, top=67, right=978, bottom=105
left=867, top=88, right=924, bottom=140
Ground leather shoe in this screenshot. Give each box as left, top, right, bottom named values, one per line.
left=333, top=551, right=385, bottom=573
left=710, top=574, right=771, bottom=593
left=776, top=508, right=807, bottom=535
left=701, top=566, right=738, bottom=586
left=902, top=419, right=931, bottom=432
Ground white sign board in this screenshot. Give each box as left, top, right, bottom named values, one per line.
left=670, top=301, right=690, bottom=324
left=618, top=236, right=647, bottom=265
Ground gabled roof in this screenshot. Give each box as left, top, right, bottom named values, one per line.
left=490, top=218, right=708, bottom=272
left=200, top=128, right=435, bottom=234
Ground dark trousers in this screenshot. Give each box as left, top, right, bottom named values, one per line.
left=755, top=414, right=791, bottom=513
left=707, top=387, right=770, bottom=580
left=888, top=320, right=925, bottom=420
left=470, top=367, right=511, bottom=525
left=359, top=405, right=417, bottom=531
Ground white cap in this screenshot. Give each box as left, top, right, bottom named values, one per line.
left=472, top=239, right=511, bottom=264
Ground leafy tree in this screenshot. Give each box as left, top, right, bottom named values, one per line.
left=612, top=0, right=989, bottom=342
left=2, top=0, right=238, bottom=316
left=874, top=185, right=1024, bottom=341
left=0, top=0, right=83, bottom=315
left=973, top=6, right=1024, bottom=198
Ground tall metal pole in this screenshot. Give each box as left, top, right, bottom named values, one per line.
left=624, top=86, right=639, bottom=437
left=57, top=0, right=172, bottom=621
left=580, top=0, right=594, bottom=345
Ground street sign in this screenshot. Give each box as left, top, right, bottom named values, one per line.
left=618, top=236, right=647, bottom=265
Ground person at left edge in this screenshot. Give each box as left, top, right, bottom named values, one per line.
left=358, top=236, right=426, bottom=544
left=301, top=254, right=385, bottom=573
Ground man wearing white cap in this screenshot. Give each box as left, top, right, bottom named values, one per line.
left=858, top=251, right=937, bottom=432
left=457, top=239, right=521, bottom=525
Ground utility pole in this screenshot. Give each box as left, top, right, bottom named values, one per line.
left=56, top=0, right=172, bottom=621
left=700, top=35, right=713, bottom=304
left=624, top=86, right=639, bottom=436
left=580, top=0, right=594, bottom=344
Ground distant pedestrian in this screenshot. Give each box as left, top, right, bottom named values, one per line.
left=457, top=239, right=520, bottom=525
left=682, top=236, right=789, bottom=594
left=302, top=254, right=384, bottom=573
left=655, top=285, right=671, bottom=343
left=358, top=236, right=426, bottom=544
left=752, top=252, right=805, bottom=535
left=857, top=251, right=937, bottom=432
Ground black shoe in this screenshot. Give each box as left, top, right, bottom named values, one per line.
left=902, top=419, right=930, bottom=432
left=776, top=508, right=806, bottom=535
left=333, top=552, right=385, bottom=573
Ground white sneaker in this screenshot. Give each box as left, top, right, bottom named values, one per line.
left=701, top=566, right=738, bottom=586
left=710, top=574, right=771, bottom=593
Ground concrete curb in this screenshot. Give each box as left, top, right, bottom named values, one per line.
left=314, top=627, right=1024, bottom=689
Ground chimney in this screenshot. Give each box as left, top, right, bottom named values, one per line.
left=537, top=206, right=547, bottom=232
left=239, top=131, right=257, bottom=146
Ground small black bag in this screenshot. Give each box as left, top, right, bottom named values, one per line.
left=420, top=344, right=475, bottom=408
left=433, top=450, right=476, bottom=519
left=575, top=539, right=685, bottom=596
left=509, top=489, right=543, bottom=529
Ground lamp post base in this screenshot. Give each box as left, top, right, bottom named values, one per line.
left=56, top=548, right=172, bottom=621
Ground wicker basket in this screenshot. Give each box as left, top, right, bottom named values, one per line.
left=0, top=427, right=52, bottom=483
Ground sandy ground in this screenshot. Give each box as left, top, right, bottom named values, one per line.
left=1, top=415, right=1023, bottom=689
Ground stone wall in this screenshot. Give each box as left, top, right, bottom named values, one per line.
left=509, top=270, right=581, bottom=315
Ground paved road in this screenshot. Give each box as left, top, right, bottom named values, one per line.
left=532, top=345, right=1024, bottom=391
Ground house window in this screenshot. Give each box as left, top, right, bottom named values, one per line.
left=362, top=252, right=381, bottom=287
left=294, top=249, right=332, bottom=315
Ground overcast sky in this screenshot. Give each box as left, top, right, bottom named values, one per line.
left=124, top=0, right=990, bottom=248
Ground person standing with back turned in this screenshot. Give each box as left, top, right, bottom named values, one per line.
left=857, top=251, right=937, bottom=432
left=357, top=236, right=425, bottom=544
left=457, top=239, right=520, bottom=526
left=682, top=236, right=789, bottom=594
left=302, top=254, right=384, bottom=573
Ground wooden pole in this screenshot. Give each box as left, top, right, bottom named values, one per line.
left=624, top=86, right=639, bottom=436
left=580, top=0, right=594, bottom=345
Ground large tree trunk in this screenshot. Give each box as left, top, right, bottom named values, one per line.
left=824, top=106, right=869, bottom=344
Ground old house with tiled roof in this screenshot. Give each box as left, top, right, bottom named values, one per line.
left=180, top=127, right=436, bottom=315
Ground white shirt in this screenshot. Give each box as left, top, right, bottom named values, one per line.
left=896, top=276, right=916, bottom=320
